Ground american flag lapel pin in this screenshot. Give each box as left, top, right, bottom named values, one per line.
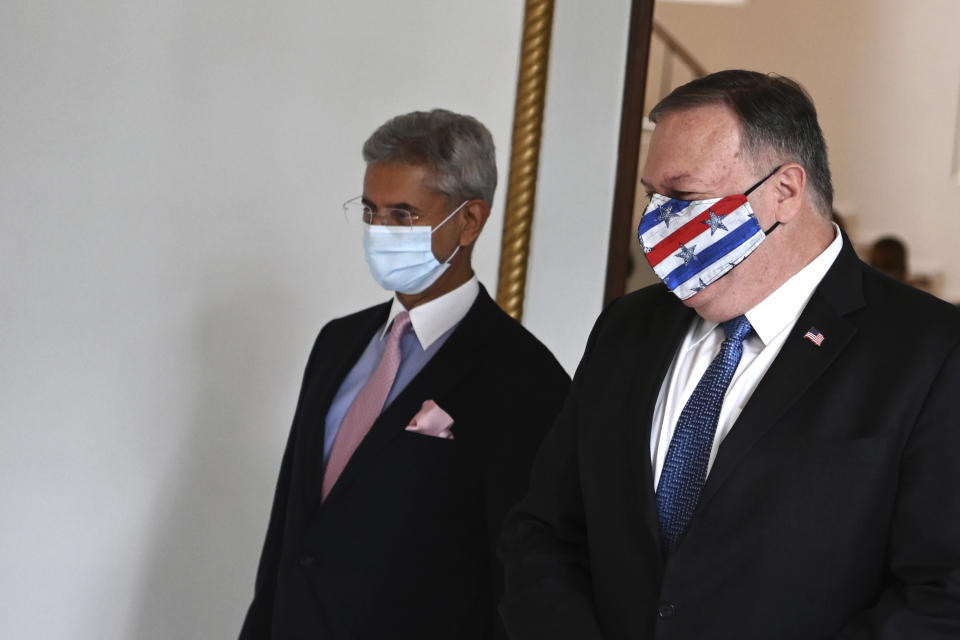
left=803, top=326, right=825, bottom=347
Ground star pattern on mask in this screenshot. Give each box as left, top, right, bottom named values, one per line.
left=692, top=277, right=708, bottom=293
left=657, top=203, right=681, bottom=227
left=701, top=210, right=728, bottom=236
left=675, top=242, right=697, bottom=266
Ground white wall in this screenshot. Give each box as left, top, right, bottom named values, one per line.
left=525, top=0, right=633, bottom=371
left=0, top=2, right=534, bottom=638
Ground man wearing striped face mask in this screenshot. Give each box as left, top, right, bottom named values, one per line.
left=501, top=70, right=960, bottom=639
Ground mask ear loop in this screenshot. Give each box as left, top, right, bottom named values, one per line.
left=441, top=245, right=461, bottom=265
left=744, top=165, right=783, bottom=235
left=430, top=200, right=470, bottom=234
left=430, top=199, right=470, bottom=263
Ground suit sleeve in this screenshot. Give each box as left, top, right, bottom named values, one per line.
left=498, top=316, right=608, bottom=640
left=239, top=329, right=326, bottom=639
left=836, top=339, right=960, bottom=639
left=483, top=359, right=570, bottom=640
left=238, top=430, right=294, bottom=639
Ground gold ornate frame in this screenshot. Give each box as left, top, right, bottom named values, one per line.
left=495, top=0, right=554, bottom=321
left=497, top=0, right=657, bottom=318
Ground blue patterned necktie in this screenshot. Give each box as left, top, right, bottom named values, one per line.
left=656, top=314, right=753, bottom=553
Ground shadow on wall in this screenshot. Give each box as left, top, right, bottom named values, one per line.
left=128, top=288, right=304, bottom=639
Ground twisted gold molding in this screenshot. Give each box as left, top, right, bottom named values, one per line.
left=496, top=0, right=554, bottom=321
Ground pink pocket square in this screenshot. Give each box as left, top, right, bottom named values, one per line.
left=405, top=400, right=455, bottom=440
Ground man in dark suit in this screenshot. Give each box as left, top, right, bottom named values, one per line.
left=499, top=70, right=960, bottom=639
left=240, top=109, right=569, bottom=639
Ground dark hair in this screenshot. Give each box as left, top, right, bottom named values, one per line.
left=362, top=109, right=497, bottom=205
left=650, top=70, right=833, bottom=215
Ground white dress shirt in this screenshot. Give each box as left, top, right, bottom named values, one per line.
left=383, top=275, right=480, bottom=349
left=650, top=226, right=843, bottom=489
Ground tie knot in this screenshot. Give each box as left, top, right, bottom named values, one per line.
left=390, top=311, right=412, bottom=341
left=721, top=314, right=752, bottom=343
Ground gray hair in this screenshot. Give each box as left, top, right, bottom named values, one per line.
left=650, top=70, right=833, bottom=216
left=362, top=109, right=498, bottom=205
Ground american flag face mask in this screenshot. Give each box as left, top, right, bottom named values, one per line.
left=637, top=166, right=781, bottom=300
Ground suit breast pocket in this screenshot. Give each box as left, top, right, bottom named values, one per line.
left=798, top=429, right=901, bottom=481
left=398, top=428, right=458, bottom=448
left=747, top=430, right=903, bottom=537
left=392, top=429, right=462, bottom=484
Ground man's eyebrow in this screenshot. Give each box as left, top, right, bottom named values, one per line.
left=386, top=201, right=422, bottom=213
left=640, top=172, right=696, bottom=188
left=360, top=197, right=421, bottom=212
left=642, top=173, right=711, bottom=198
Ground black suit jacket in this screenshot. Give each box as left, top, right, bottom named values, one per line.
left=241, top=285, right=569, bottom=639
left=500, top=239, right=960, bottom=639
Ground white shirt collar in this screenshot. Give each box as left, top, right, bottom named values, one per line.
left=382, top=276, right=480, bottom=349
left=691, top=223, right=843, bottom=346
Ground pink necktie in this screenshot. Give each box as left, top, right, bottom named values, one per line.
left=322, top=311, right=412, bottom=500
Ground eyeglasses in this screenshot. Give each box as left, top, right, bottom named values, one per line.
left=342, top=196, right=424, bottom=227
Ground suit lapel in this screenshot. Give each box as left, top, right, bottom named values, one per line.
left=321, top=288, right=497, bottom=504
left=697, top=237, right=866, bottom=510
left=298, top=303, right=391, bottom=502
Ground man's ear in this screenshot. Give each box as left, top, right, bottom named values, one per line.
left=457, top=199, right=491, bottom=246
left=770, top=163, right=806, bottom=223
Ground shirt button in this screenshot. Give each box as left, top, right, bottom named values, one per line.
left=658, top=602, right=677, bottom=618
left=298, top=555, right=317, bottom=568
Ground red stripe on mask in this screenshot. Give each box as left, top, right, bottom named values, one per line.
left=645, top=195, right=748, bottom=267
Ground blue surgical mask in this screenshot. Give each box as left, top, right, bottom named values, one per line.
left=363, top=201, right=467, bottom=294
